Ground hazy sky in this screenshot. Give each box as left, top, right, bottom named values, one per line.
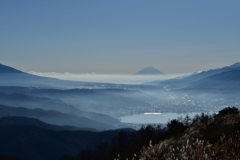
left=1, top=1, right=240, bottom=74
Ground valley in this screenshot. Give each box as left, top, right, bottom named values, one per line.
left=1, top=63, right=240, bottom=159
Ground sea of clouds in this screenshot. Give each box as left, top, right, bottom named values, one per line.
left=28, top=72, right=186, bottom=84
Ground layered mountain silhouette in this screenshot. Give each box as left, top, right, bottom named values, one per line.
left=133, top=67, right=164, bottom=75
left=0, top=86, right=152, bottom=118
left=0, top=92, right=80, bottom=114
left=0, top=91, right=121, bottom=127
left=0, top=104, right=115, bottom=130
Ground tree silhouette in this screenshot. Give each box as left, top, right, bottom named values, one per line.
left=167, top=119, right=186, bottom=135
left=217, top=107, right=239, bottom=117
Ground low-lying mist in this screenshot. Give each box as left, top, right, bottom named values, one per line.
left=28, top=72, right=185, bottom=84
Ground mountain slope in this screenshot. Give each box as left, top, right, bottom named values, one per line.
left=0, top=64, right=24, bottom=73
left=182, top=69, right=240, bottom=91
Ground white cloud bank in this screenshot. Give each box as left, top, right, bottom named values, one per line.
left=29, top=72, right=186, bottom=84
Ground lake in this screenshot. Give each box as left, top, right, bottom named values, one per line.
left=120, top=112, right=215, bottom=124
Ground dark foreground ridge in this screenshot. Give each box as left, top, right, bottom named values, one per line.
left=0, top=116, right=134, bottom=160
left=61, top=107, right=240, bottom=160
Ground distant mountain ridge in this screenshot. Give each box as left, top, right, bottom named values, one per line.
left=224, top=62, right=240, bottom=69
left=183, top=69, right=240, bottom=91
left=156, top=62, right=240, bottom=92
left=133, top=67, right=164, bottom=75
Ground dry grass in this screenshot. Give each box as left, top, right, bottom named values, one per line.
left=140, top=133, right=240, bottom=160
left=139, top=115, right=240, bottom=160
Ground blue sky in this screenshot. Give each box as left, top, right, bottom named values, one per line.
left=1, top=0, right=240, bottom=74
